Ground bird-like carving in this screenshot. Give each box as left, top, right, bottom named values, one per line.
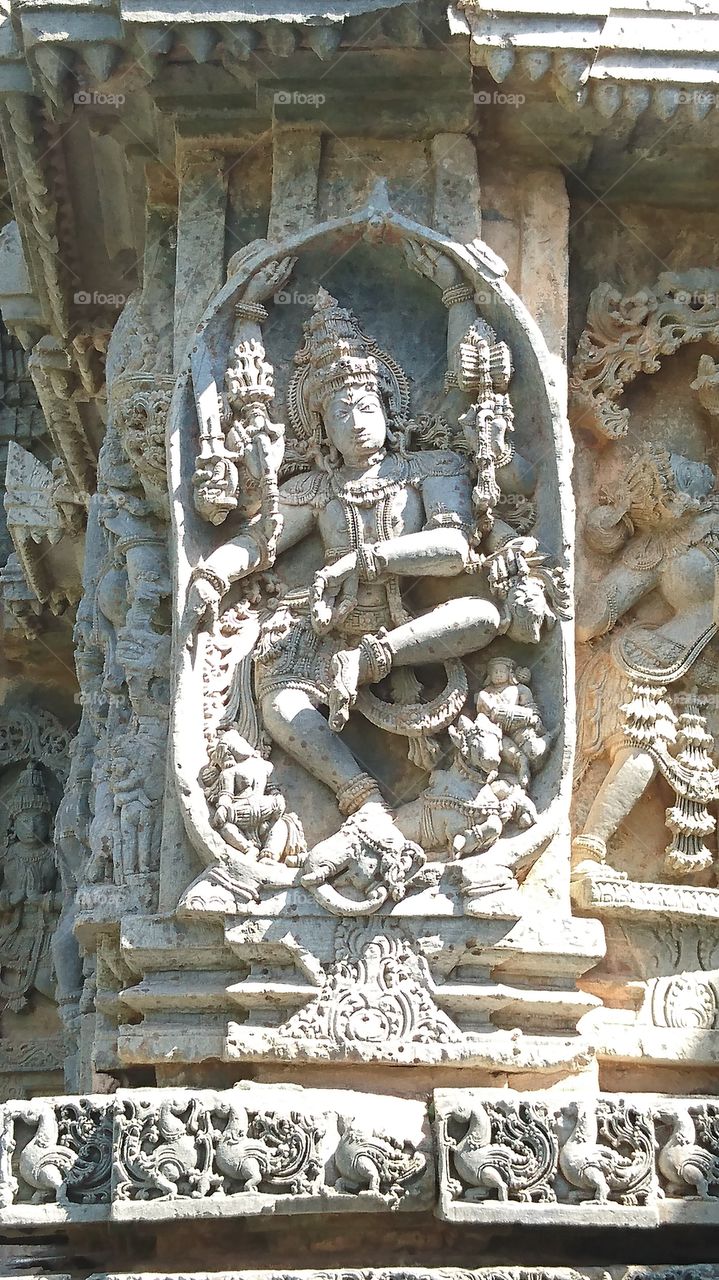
left=559, top=1101, right=654, bottom=1205
left=334, top=1120, right=426, bottom=1206
left=17, top=1103, right=76, bottom=1202
left=656, top=1105, right=719, bottom=1198
left=213, top=1101, right=322, bottom=1194
left=448, top=1101, right=557, bottom=1202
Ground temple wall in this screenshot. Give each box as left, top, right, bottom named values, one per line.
left=0, top=2, right=718, bottom=1275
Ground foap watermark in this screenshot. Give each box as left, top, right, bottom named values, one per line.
left=74, top=290, right=126, bottom=308
left=74, top=90, right=126, bottom=108
left=274, top=89, right=325, bottom=108
left=274, top=289, right=318, bottom=306
left=474, top=89, right=525, bottom=109
left=672, top=288, right=719, bottom=308
left=495, top=492, right=531, bottom=509
left=673, top=692, right=719, bottom=710
left=676, top=90, right=718, bottom=108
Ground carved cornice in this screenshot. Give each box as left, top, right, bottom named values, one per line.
left=7, top=1272, right=719, bottom=1280
left=5, top=0, right=718, bottom=126
left=33, top=1272, right=719, bottom=1280
left=572, top=872, right=719, bottom=924
left=450, top=2, right=719, bottom=118
left=0, top=0, right=456, bottom=106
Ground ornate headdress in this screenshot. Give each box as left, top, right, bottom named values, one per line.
left=287, top=289, right=409, bottom=456
left=10, top=762, right=51, bottom=814
left=622, top=445, right=707, bottom=527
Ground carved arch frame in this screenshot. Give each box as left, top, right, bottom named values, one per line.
left=168, top=202, right=575, bottom=906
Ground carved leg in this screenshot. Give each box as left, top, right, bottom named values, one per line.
left=573, top=746, right=658, bottom=870
left=51, top=905, right=83, bottom=1007
left=261, top=687, right=382, bottom=802
left=355, top=1155, right=381, bottom=1194
left=472, top=1168, right=508, bottom=1200
left=138, top=811, right=153, bottom=874
left=386, top=598, right=504, bottom=667
left=586, top=1167, right=610, bottom=1203
left=394, top=797, right=426, bottom=846
left=119, top=807, right=139, bottom=877
left=686, top=1164, right=710, bottom=1198
left=327, top=598, right=504, bottom=730
left=261, top=817, right=289, bottom=861
left=240, top=1157, right=264, bottom=1192
left=501, top=739, right=529, bottom=787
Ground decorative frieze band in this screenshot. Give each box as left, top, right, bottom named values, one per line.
left=0, top=1085, right=432, bottom=1225
left=6, top=1269, right=719, bottom=1280
left=3, top=1087, right=719, bottom=1227
left=435, top=1091, right=719, bottom=1226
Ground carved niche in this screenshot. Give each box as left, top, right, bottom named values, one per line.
left=571, top=270, right=719, bottom=888
left=159, top=199, right=600, bottom=1073
left=569, top=269, right=719, bottom=1072
left=0, top=706, right=71, bottom=1015
left=172, top=207, right=572, bottom=914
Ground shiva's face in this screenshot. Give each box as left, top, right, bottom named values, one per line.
left=322, top=385, right=387, bottom=465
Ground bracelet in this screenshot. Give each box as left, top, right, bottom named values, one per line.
left=442, top=284, right=474, bottom=309
left=190, top=565, right=229, bottom=596
left=359, top=628, right=393, bottom=684
left=337, top=773, right=379, bottom=817
left=234, top=300, right=268, bottom=323
left=494, top=442, right=515, bottom=468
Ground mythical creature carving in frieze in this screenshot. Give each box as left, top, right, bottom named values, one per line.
left=173, top=213, right=572, bottom=919
left=0, top=1085, right=431, bottom=1220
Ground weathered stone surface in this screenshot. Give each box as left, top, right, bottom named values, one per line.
left=0, top=1084, right=431, bottom=1223
left=0, top=0, right=718, bottom=1273
left=436, top=1090, right=719, bottom=1226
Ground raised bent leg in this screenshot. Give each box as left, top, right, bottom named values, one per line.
left=386, top=597, right=504, bottom=667
left=328, top=598, right=505, bottom=730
